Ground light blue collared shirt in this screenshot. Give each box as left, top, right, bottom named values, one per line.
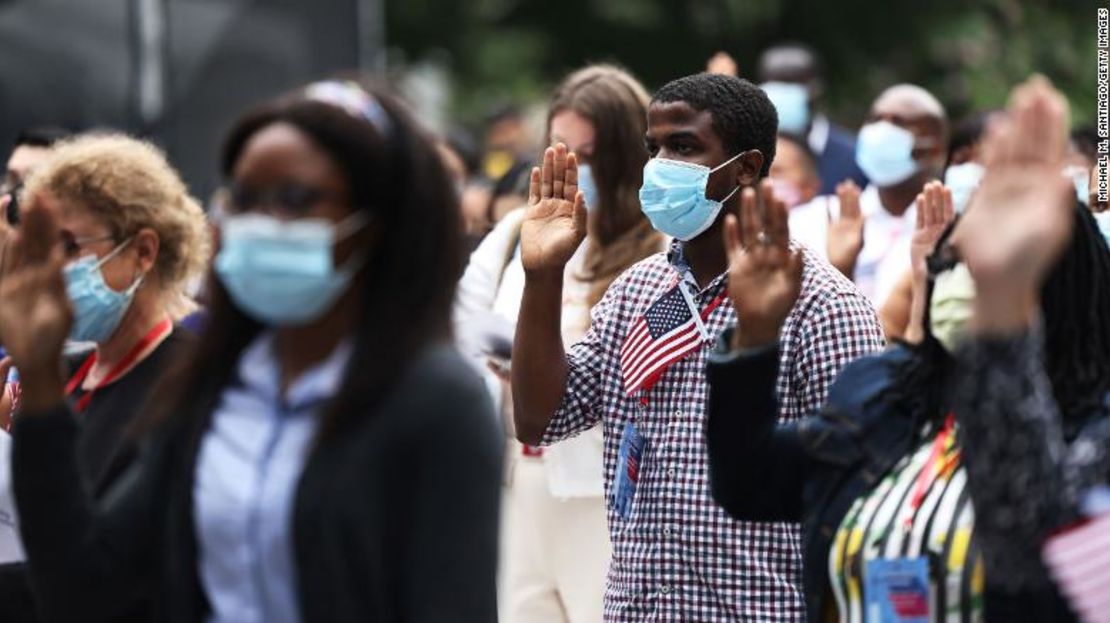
left=193, top=332, right=352, bottom=623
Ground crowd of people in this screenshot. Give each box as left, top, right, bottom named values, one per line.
left=0, top=40, right=1103, bottom=623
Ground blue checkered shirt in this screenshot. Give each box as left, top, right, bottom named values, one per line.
left=541, top=241, right=885, bottom=621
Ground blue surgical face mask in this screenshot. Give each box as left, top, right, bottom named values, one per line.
left=214, top=211, right=370, bottom=327
left=64, top=239, right=144, bottom=343
left=761, top=82, right=810, bottom=136
left=578, top=163, right=600, bottom=213
left=943, top=162, right=984, bottom=214
left=856, top=121, right=921, bottom=187
left=1063, top=165, right=1091, bottom=206
left=639, top=152, right=744, bottom=241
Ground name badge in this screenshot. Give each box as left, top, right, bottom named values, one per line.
left=612, top=421, right=645, bottom=520
left=864, top=557, right=931, bottom=623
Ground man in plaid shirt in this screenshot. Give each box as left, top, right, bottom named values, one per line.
left=512, top=73, right=884, bottom=621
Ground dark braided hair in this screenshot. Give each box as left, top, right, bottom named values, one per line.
left=886, top=205, right=1110, bottom=442
left=1040, top=205, right=1110, bottom=429
left=652, top=73, right=778, bottom=177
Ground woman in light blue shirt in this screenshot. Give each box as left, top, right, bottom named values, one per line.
left=0, top=80, right=502, bottom=622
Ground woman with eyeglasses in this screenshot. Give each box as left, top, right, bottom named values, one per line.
left=0, top=132, right=210, bottom=622
left=704, top=77, right=1110, bottom=622
left=0, top=81, right=501, bottom=622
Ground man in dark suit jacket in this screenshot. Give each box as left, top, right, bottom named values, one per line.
left=757, top=43, right=870, bottom=194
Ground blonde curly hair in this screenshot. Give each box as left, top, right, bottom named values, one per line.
left=22, top=133, right=211, bottom=317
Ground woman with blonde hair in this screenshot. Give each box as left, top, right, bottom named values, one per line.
left=0, top=133, right=210, bottom=621
left=13, top=134, right=210, bottom=492
left=455, top=64, right=664, bottom=623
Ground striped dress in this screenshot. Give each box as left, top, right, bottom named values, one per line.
left=829, top=416, right=985, bottom=622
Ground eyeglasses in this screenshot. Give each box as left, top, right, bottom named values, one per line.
left=219, top=183, right=336, bottom=217
left=59, top=232, right=116, bottom=258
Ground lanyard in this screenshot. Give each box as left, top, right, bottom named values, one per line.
left=65, top=318, right=173, bottom=413
left=904, top=413, right=960, bottom=530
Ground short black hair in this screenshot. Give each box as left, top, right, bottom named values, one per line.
left=1070, top=126, right=1099, bottom=166
left=946, top=111, right=997, bottom=167
left=652, top=73, right=778, bottom=177
left=13, top=125, right=70, bottom=149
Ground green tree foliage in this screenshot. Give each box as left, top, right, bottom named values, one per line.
left=386, top=0, right=1100, bottom=130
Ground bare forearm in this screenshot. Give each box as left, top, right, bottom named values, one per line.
left=511, top=272, right=569, bottom=445
left=902, top=272, right=926, bottom=343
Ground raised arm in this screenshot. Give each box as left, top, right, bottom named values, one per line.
left=511, top=143, right=587, bottom=445
left=0, top=193, right=161, bottom=621
left=950, top=76, right=1084, bottom=595
left=707, top=180, right=810, bottom=521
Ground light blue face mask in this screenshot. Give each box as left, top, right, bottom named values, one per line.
left=64, top=239, right=143, bottom=343
left=856, top=121, right=921, bottom=187
left=761, top=82, right=810, bottom=136
left=1063, top=165, right=1091, bottom=206
left=578, top=163, right=600, bottom=213
left=639, top=152, right=744, bottom=241
left=214, top=211, right=370, bottom=327
left=943, top=162, right=984, bottom=214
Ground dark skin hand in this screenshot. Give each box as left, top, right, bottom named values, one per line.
left=510, top=100, right=763, bottom=445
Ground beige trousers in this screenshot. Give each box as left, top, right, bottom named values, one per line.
left=499, top=456, right=610, bottom=623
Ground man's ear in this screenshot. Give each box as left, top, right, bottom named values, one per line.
left=736, top=150, right=764, bottom=187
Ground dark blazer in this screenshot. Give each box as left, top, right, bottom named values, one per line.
left=705, top=335, right=1076, bottom=622
left=816, top=122, right=869, bottom=195
left=11, top=344, right=502, bottom=623
left=706, top=336, right=920, bottom=621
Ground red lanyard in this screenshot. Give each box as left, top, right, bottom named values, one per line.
left=904, top=413, right=961, bottom=530
left=65, top=318, right=173, bottom=413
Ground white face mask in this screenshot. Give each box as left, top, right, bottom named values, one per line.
left=855, top=121, right=921, bottom=188
left=943, top=162, right=984, bottom=214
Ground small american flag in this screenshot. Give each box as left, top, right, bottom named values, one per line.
left=1043, top=511, right=1110, bottom=623
left=620, top=284, right=726, bottom=395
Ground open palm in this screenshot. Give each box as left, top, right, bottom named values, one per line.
left=958, top=76, right=1073, bottom=292
left=520, top=143, right=587, bottom=275
left=911, top=180, right=955, bottom=280
left=725, top=179, right=803, bottom=349
left=0, top=192, right=72, bottom=373
left=827, top=180, right=864, bottom=278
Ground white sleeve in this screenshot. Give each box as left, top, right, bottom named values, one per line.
left=452, top=209, right=525, bottom=361
left=0, top=431, right=25, bottom=563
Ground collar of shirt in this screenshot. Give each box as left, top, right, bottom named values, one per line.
left=860, top=183, right=917, bottom=222
left=807, top=113, right=831, bottom=156
left=236, top=331, right=355, bottom=413
left=666, top=240, right=728, bottom=302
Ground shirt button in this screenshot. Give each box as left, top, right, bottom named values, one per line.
left=663, top=526, right=673, bottom=537
left=673, top=410, right=682, bottom=418
left=667, top=468, right=676, bottom=478
left=660, top=584, right=671, bottom=595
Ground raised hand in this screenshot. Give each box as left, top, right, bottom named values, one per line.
left=0, top=192, right=72, bottom=381
left=725, top=179, right=804, bottom=350
left=957, top=76, right=1074, bottom=333
left=902, top=180, right=956, bottom=343
left=519, top=143, right=587, bottom=278
left=827, top=180, right=865, bottom=279
left=706, top=51, right=739, bottom=77
left=911, top=180, right=955, bottom=280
